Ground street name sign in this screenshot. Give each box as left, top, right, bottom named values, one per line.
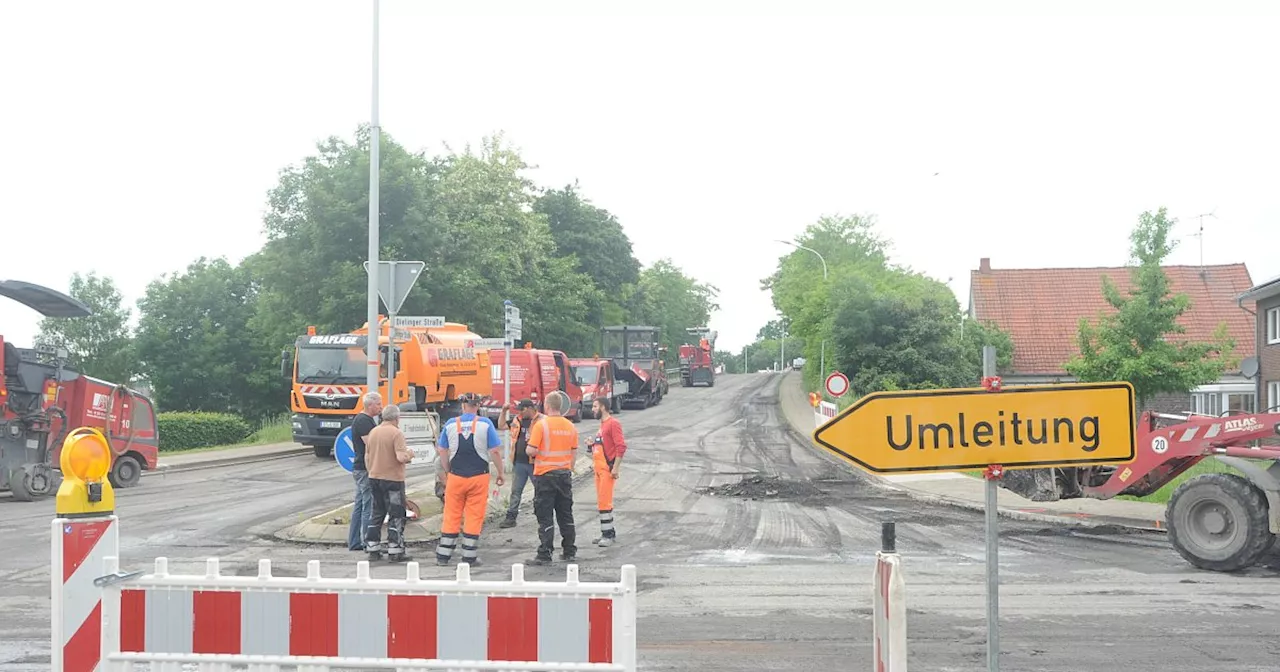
left=811, top=381, right=1136, bottom=474
left=468, top=337, right=512, bottom=349
left=395, top=316, right=445, bottom=328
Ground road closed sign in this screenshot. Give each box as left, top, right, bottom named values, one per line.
left=811, top=381, right=1136, bottom=474
left=825, top=371, right=850, bottom=398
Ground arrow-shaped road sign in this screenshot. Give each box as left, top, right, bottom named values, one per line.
left=363, top=261, right=425, bottom=315
left=811, top=381, right=1136, bottom=475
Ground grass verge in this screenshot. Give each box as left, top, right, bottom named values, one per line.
left=161, top=414, right=295, bottom=455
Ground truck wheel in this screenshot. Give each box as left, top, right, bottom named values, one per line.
left=108, top=454, right=142, bottom=489
left=314, top=444, right=332, bottom=458
left=1167, top=473, right=1274, bottom=572
left=8, top=468, right=34, bottom=502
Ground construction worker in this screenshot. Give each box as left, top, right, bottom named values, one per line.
left=526, top=390, right=579, bottom=565
left=364, top=404, right=414, bottom=562
left=435, top=392, right=505, bottom=566
left=497, top=398, right=542, bottom=528
left=589, top=396, right=627, bottom=547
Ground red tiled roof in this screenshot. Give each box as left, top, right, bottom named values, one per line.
left=969, top=261, right=1256, bottom=375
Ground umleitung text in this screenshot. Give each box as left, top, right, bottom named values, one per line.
left=887, top=411, right=1100, bottom=452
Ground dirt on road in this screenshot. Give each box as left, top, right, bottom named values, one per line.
left=3, top=372, right=1280, bottom=671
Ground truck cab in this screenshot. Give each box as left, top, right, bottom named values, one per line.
left=570, top=358, right=623, bottom=418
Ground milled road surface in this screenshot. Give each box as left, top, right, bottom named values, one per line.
left=3, top=373, right=1280, bottom=671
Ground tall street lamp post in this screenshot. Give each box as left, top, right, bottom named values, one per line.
left=776, top=239, right=829, bottom=383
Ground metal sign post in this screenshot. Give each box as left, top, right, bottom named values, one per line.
left=363, top=260, right=425, bottom=405
left=502, top=301, right=521, bottom=461
left=365, top=0, right=381, bottom=394
left=981, top=345, right=1000, bottom=672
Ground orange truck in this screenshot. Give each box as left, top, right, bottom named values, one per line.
left=282, top=317, right=492, bottom=457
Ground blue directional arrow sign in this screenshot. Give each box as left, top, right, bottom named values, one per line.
left=334, top=426, right=355, bottom=472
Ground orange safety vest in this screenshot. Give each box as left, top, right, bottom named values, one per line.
left=532, top=416, right=575, bottom=474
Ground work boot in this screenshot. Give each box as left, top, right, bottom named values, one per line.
left=527, top=555, right=553, bottom=566
left=462, top=557, right=483, bottom=568
left=386, top=553, right=412, bottom=563
left=435, top=556, right=450, bottom=567
left=596, top=537, right=615, bottom=548
left=499, top=516, right=517, bottom=529
left=561, top=552, right=576, bottom=562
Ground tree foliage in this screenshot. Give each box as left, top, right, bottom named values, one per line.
left=39, top=127, right=719, bottom=421
left=35, top=272, right=136, bottom=384
left=759, top=213, right=1014, bottom=399
left=1064, top=207, right=1236, bottom=406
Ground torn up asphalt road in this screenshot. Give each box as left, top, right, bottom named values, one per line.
left=3, top=373, right=1280, bottom=671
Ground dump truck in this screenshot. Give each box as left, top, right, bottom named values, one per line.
left=1, top=280, right=160, bottom=500
left=284, top=317, right=492, bottom=457
left=601, top=325, right=665, bottom=409
left=999, top=407, right=1280, bottom=572
left=678, top=327, right=717, bottom=387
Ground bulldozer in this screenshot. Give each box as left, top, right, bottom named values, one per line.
left=1000, top=406, right=1280, bottom=572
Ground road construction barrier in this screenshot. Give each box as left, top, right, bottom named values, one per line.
left=814, top=400, right=837, bottom=429
left=872, top=522, right=907, bottom=672
left=93, top=556, right=637, bottom=672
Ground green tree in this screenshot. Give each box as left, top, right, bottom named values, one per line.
left=1064, top=207, right=1236, bottom=406
left=135, top=258, right=282, bottom=418
left=35, top=272, right=136, bottom=383
left=628, top=259, right=719, bottom=355
left=534, top=183, right=640, bottom=296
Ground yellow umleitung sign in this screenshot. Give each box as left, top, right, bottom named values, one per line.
left=811, top=382, right=1136, bottom=474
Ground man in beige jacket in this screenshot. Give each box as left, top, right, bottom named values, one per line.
left=364, top=404, right=415, bottom=562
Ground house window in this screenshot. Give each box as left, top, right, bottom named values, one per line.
left=1268, top=381, right=1280, bottom=413
left=1191, top=387, right=1256, bottom=416
left=1269, top=307, right=1280, bottom=345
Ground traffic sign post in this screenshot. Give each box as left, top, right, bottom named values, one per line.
left=501, top=300, right=520, bottom=461
left=363, top=260, right=425, bottom=405
left=333, top=426, right=356, bottom=473
left=825, top=371, right=850, bottom=398
left=812, top=346, right=1136, bottom=672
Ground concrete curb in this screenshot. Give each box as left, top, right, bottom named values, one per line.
left=773, top=373, right=1168, bottom=534
left=273, top=451, right=597, bottom=548
left=144, top=446, right=314, bottom=477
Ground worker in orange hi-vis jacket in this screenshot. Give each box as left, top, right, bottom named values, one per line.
left=588, top=396, right=627, bottom=547
left=435, top=392, right=505, bottom=567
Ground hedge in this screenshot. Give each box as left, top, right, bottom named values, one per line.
left=157, top=412, right=252, bottom=452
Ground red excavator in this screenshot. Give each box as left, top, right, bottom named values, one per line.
left=1000, top=407, right=1280, bottom=572
left=1, top=280, right=159, bottom=501
left=678, top=327, right=717, bottom=388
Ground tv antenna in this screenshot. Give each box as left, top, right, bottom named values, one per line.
left=1191, top=210, right=1216, bottom=267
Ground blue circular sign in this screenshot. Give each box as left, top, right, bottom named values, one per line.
left=334, top=426, right=355, bottom=473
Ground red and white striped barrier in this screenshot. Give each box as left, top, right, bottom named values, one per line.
left=872, top=548, right=907, bottom=672
left=51, top=515, right=119, bottom=672
left=97, top=556, right=638, bottom=671
left=814, top=400, right=837, bottom=429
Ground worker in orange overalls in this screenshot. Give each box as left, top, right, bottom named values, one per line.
left=588, top=396, right=628, bottom=547
left=435, top=393, right=505, bottom=567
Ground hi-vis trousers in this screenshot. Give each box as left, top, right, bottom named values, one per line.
left=592, top=445, right=616, bottom=540
left=437, top=473, right=489, bottom=563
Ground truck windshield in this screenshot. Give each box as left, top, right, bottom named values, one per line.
left=573, top=365, right=599, bottom=385
left=297, top=346, right=366, bottom=384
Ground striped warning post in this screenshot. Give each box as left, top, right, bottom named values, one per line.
left=871, top=549, right=907, bottom=672
left=51, top=515, right=119, bottom=672
left=102, top=557, right=635, bottom=670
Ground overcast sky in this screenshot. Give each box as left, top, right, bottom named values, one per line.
left=3, top=0, right=1279, bottom=354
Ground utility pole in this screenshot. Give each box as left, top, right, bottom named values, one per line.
left=776, top=239, right=828, bottom=379
left=365, top=0, right=382, bottom=393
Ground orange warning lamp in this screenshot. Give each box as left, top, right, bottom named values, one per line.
left=808, top=392, right=821, bottom=407
left=524, top=342, right=533, bottom=350
left=55, top=427, right=115, bottom=516
left=307, top=325, right=317, bottom=336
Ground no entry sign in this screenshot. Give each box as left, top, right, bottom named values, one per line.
left=825, top=371, right=850, bottom=398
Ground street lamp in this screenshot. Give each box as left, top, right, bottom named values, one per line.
left=776, top=239, right=829, bottom=382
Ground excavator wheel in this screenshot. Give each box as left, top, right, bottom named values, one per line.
left=1166, top=473, right=1275, bottom=572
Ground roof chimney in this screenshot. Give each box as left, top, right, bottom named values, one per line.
left=979, top=258, right=991, bottom=273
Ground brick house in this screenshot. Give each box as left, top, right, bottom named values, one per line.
left=968, top=258, right=1258, bottom=415
left=1237, top=274, right=1280, bottom=414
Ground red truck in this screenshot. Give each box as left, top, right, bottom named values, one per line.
left=481, top=346, right=584, bottom=422
left=570, top=358, right=622, bottom=418
left=678, top=327, right=717, bottom=387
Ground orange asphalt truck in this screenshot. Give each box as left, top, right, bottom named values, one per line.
left=282, top=317, right=492, bottom=457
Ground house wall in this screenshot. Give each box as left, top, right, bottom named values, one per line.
left=1141, top=391, right=1189, bottom=415
left=1259, top=294, right=1280, bottom=413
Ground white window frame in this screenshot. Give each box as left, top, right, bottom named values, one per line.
left=1190, top=383, right=1256, bottom=416
left=1268, top=307, right=1280, bottom=345
left=1268, top=381, right=1280, bottom=413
